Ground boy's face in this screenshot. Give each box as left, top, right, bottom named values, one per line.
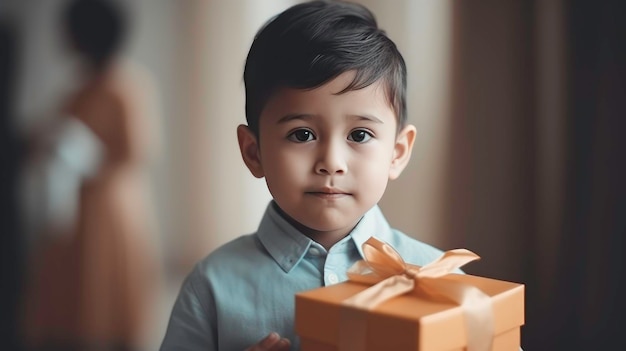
left=238, top=72, right=416, bottom=239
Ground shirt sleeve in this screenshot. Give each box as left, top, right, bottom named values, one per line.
left=160, top=266, right=217, bottom=351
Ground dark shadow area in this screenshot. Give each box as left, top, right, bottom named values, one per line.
left=0, top=18, right=25, bottom=351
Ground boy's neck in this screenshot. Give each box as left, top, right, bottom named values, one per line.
left=272, top=202, right=357, bottom=251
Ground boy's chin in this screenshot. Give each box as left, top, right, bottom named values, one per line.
left=273, top=201, right=367, bottom=234
left=293, top=215, right=363, bottom=238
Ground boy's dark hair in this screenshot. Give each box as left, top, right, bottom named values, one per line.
left=62, top=0, right=128, bottom=70
left=244, top=0, right=407, bottom=136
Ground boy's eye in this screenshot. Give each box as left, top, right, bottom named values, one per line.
left=348, top=129, right=373, bottom=143
left=287, top=129, right=315, bottom=142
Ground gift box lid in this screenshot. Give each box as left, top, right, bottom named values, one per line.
left=296, top=273, right=524, bottom=350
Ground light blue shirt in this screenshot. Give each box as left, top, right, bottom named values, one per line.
left=160, top=201, right=445, bottom=351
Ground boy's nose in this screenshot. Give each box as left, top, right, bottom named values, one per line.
left=314, top=140, right=347, bottom=175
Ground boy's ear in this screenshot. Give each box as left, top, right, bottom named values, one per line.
left=237, top=124, right=264, bottom=178
left=389, top=124, right=417, bottom=180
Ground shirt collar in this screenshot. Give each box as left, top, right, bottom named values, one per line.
left=348, top=204, right=394, bottom=259
left=257, top=202, right=313, bottom=273
left=257, top=201, right=393, bottom=273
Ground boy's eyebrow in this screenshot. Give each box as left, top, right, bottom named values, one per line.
left=348, top=114, right=384, bottom=124
left=276, top=114, right=314, bottom=124
left=276, top=113, right=384, bottom=124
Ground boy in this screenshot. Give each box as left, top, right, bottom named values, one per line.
left=160, top=1, right=446, bottom=350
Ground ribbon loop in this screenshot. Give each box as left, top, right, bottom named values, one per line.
left=362, top=237, right=408, bottom=277
left=417, top=248, right=480, bottom=279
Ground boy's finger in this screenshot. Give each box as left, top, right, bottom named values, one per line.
left=275, top=337, right=291, bottom=350
left=259, top=332, right=281, bottom=348
left=245, top=332, right=281, bottom=351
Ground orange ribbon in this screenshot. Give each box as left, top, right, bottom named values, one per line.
left=339, top=237, right=494, bottom=351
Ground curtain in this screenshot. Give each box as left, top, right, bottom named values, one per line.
left=447, top=0, right=626, bottom=349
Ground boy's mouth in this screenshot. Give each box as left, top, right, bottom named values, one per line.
left=306, top=187, right=351, bottom=198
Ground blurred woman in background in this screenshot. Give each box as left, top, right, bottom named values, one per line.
left=21, top=0, right=162, bottom=350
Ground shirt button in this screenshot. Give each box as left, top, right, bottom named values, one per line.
left=328, top=273, right=339, bottom=284
left=308, top=247, right=320, bottom=256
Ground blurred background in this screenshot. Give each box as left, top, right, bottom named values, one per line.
left=1, top=0, right=624, bottom=350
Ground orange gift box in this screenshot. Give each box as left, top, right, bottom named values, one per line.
left=295, top=238, right=525, bottom=351
left=296, top=273, right=524, bottom=351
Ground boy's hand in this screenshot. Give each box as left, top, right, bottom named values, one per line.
left=245, top=332, right=291, bottom=351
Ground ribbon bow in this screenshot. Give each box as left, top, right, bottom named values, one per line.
left=340, top=237, right=494, bottom=351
